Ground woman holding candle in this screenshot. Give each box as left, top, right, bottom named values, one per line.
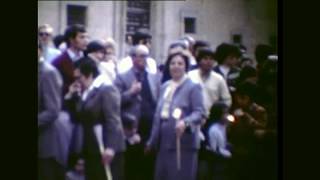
left=146, top=51, right=206, bottom=180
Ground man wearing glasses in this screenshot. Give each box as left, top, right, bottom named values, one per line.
left=38, top=24, right=61, bottom=63
left=114, top=45, right=160, bottom=180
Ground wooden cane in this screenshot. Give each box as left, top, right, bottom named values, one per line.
left=173, top=108, right=182, bottom=171
left=176, top=136, right=181, bottom=170
left=94, top=125, right=113, bottom=180
left=99, top=146, right=113, bottom=180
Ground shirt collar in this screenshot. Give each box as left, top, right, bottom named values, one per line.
left=170, top=74, right=188, bottom=87
left=220, top=65, right=230, bottom=71
left=88, top=54, right=100, bottom=64
left=67, top=48, right=84, bottom=62
left=220, top=65, right=230, bottom=77
left=89, top=74, right=112, bottom=91
left=81, top=74, right=112, bottom=101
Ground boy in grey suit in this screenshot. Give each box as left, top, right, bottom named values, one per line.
left=66, top=58, right=126, bottom=180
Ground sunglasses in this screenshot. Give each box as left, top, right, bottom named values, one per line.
left=39, top=32, right=50, bottom=37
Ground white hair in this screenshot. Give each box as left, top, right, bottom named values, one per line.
left=130, top=44, right=149, bottom=55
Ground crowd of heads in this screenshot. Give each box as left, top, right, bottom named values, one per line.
left=38, top=22, right=278, bottom=180
left=38, top=23, right=277, bottom=102
left=39, top=23, right=277, bottom=108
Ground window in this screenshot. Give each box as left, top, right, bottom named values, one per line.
left=184, top=17, right=196, bottom=34
left=232, top=34, right=242, bottom=44
left=67, top=5, right=87, bottom=26
left=126, top=1, right=151, bottom=38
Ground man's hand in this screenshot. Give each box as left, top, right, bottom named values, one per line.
left=101, top=148, right=115, bottom=165
left=144, top=144, right=152, bottom=155
left=233, top=108, right=244, bottom=117
left=129, top=80, right=142, bottom=95
left=127, top=133, right=141, bottom=145
left=65, top=81, right=81, bottom=99
left=176, top=120, right=186, bottom=138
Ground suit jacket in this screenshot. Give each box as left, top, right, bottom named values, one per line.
left=147, top=78, right=206, bottom=150
left=77, top=84, right=126, bottom=154
left=114, top=67, right=161, bottom=130
left=52, top=50, right=75, bottom=96
left=38, top=60, right=72, bottom=167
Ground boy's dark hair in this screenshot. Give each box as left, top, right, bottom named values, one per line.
left=215, top=43, right=241, bottom=64
left=85, top=40, right=106, bottom=55
left=132, top=31, right=152, bottom=45
left=53, top=34, right=65, bottom=49
left=238, top=65, right=257, bottom=82
left=74, top=57, right=99, bottom=79
left=122, top=113, right=138, bottom=130
left=208, top=102, right=229, bottom=122
left=64, top=24, right=86, bottom=47
left=235, top=81, right=257, bottom=101
left=193, top=40, right=210, bottom=54
left=196, top=47, right=215, bottom=63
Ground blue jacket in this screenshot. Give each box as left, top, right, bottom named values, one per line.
left=147, top=78, right=206, bottom=150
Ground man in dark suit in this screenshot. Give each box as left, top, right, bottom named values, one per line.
left=52, top=24, right=89, bottom=96
left=114, top=44, right=161, bottom=180
left=38, top=44, right=72, bottom=180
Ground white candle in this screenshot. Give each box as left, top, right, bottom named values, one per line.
left=227, top=114, right=235, bottom=122
left=172, top=108, right=182, bottom=120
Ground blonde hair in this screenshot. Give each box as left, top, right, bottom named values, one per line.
left=38, top=24, right=54, bottom=34
left=104, top=37, right=116, bottom=49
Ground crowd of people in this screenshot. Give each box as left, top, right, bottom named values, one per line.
left=38, top=23, right=278, bottom=180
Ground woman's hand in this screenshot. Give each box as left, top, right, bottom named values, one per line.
left=176, top=120, right=186, bottom=138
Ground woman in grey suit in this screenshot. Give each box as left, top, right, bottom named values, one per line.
left=146, top=51, right=206, bottom=180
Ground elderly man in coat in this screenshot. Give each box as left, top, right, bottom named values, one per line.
left=114, top=44, right=161, bottom=180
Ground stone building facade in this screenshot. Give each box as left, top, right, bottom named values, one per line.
left=38, top=0, right=277, bottom=65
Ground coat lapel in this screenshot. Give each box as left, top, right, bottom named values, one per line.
left=147, top=73, right=159, bottom=102
left=82, top=87, right=100, bottom=108
left=127, top=68, right=136, bottom=87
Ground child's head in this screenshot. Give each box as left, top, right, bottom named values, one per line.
left=208, top=102, right=229, bottom=124
left=122, top=113, right=138, bottom=137
left=74, top=158, right=85, bottom=173
left=238, top=65, right=258, bottom=84
left=235, top=82, right=257, bottom=108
